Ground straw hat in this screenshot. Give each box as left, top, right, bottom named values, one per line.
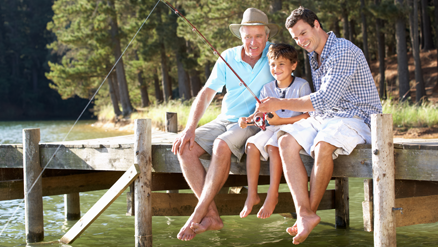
left=229, top=8, right=280, bottom=39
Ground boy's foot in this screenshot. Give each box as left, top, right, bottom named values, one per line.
left=286, top=213, right=320, bottom=245
left=257, top=193, right=278, bottom=219
left=177, top=215, right=197, bottom=241
left=240, top=194, right=261, bottom=218
left=286, top=222, right=298, bottom=236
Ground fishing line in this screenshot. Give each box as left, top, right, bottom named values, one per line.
left=0, top=0, right=160, bottom=238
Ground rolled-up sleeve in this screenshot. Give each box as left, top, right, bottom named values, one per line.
left=310, top=49, right=357, bottom=111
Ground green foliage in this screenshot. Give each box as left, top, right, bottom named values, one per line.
left=382, top=100, right=438, bottom=128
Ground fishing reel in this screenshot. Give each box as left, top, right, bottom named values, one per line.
left=248, top=112, right=274, bottom=131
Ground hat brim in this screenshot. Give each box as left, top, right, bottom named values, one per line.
left=229, top=23, right=280, bottom=39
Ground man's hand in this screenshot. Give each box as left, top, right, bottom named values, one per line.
left=266, top=111, right=281, bottom=125
left=172, top=128, right=196, bottom=155
left=257, top=97, right=281, bottom=113
left=238, top=117, right=248, bottom=129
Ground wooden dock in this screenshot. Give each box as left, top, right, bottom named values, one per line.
left=1, top=115, right=438, bottom=246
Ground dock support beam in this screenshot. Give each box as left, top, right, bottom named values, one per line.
left=165, top=112, right=179, bottom=194
left=371, top=114, right=396, bottom=246
left=134, top=119, right=152, bottom=247
left=335, top=177, right=349, bottom=228
left=23, top=128, right=44, bottom=243
left=65, top=193, right=81, bottom=220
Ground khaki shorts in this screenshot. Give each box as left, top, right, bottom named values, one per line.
left=195, top=118, right=260, bottom=162
left=278, top=116, right=371, bottom=159
left=246, top=125, right=282, bottom=161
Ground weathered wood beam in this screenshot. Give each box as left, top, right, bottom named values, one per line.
left=394, top=195, right=438, bottom=227
left=0, top=171, right=123, bottom=201
left=65, top=193, right=81, bottom=220
left=60, top=164, right=140, bottom=244
left=362, top=179, right=373, bottom=232
left=151, top=190, right=335, bottom=216
left=335, top=177, right=349, bottom=229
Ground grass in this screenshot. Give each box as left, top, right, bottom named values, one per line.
left=97, top=99, right=438, bottom=131
left=97, top=99, right=221, bottom=131
left=382, top=100, right=438, bottom=128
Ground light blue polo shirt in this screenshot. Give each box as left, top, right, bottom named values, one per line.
left=206, top=41, right=274, bottom=122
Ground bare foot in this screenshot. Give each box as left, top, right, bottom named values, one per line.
left=190, top=215, right=223, bottom=234
left=240, top=194, right=261, bottom=218
left=177, top=216, right=197, bottom=241
left=257, top=192, right=278, bottom=219
left=286, top=222, right=298, bottom=236
left=287, top=213, right=321, bottom=245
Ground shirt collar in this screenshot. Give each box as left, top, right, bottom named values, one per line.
left=308, top=31, right=336, bottom=70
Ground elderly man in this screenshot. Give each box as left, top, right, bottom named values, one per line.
left=172, top=8, right=280, bottom=241
left=258, top=6, right=382, bottom=245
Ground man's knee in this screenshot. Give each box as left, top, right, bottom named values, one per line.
left=177, top=141, right=205, bottom=163
left=212, top=138, right=232, bottom=156
left=278, top=134, right=301, bottom=153
left=314, top=141, right=337, bottom=158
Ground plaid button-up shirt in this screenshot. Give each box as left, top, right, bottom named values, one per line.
left=308, top=32, right=382, bottom=126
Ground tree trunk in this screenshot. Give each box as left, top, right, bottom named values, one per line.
left=159, top=42, right=171, bottom=102
left=376, top=14, right=386, bottom=98
left=409, top=0, right=427, bottom=103
left=421, top=0, right=434, bottom=51
left=176, top=54, right=191, bottom=100
left=269, top=0, right=282, bottom=13
left=395, top=0, right=410, bottom=101
left=153, top=67, right=164, bottom=103
left=349, top=19, right=356, bottom=42
left=111, top=71, right=121, bottom=104
left=303, top=50, right=314, bottom=92
left=333, top=17, right=341, bottom=38
left=134, top=52, right=150, bottom=107
left=189, top=69, right=202, bottom=97
left=342, top=3, right=350, bottom=40
left=204, top=61, right=211, bottom=81
left=434, top=0, right=438, bottom=92
left=360, top=0, right=370, bottom=65
left=108, top=0, right=133, bottom=116
left=107, top=70, right=122, bottom=116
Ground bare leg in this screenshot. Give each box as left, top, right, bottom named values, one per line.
left=257, top=145, right=281, bottom=219
left=278, top=134, right=320, bottom=245
left=309, top=142, right=336, bottom=212
left=187, top=139, right=232, bottom=235
left=176, top=140, right=223, bottom=241
left=240, top=143, right=261, bottom=218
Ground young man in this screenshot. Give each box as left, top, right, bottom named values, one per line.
left=171, top=8, right=280, bottom=241
left=257, top=6, right=382, bottom=245
left=238, top=43, right=311, bottom=219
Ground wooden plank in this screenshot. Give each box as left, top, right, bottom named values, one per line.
left=395, top=195, right=438, bottom=227
left=0, top=171, right=123, bottom=201
left=134, top=119, right=152, bottom=247
left=362, top=179, right=373, bottom=232
left=395, top=180, right=438, bottom=198
left=166, top=112, right=177, bottom=133
left=151, top=190, right=335, bottom=216
left=371, top=114, right=396, bottom=247
left=23, top=128, right=44, bottom=243
left=335, top=177, right=349, bottom=229
left=60, top=164, right=140, bottom=244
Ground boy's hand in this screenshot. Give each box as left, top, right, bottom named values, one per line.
left=257, top=97, right=281, bottom=113
left=238, top=117, right=248, bottom=129
left=266, top=112, right=281, bottom=125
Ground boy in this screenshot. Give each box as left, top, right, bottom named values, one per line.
left=239, top=43, right=311, bottom=219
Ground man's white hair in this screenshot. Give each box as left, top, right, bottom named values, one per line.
left=239, top=25, right=270, bottom=37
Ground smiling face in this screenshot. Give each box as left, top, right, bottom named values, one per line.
left=240, top=25, right=269, bottom=59
left=269, top=56, right=297, bottom=85
left=288, top=19, right=324, bottom=55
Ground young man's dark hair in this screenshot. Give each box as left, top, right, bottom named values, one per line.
left=267, top=43, right=298, bottom=66
left=285, top=6, right=323, bottom=30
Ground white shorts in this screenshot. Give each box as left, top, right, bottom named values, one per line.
left=277, top=116, right=371, bottom=159
left=246, top=125, right=282, bottom=161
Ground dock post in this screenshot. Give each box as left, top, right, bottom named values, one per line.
left=65, top=193, right=81, bottom=220
left=23, top=128, right=44, bottom=243
left=335, top=177, right=349, bottom=228
left=371, top=114, right=396, bottom=246
left=134, top=119, right=152, bottom=247
left=166, top=112, right=178, bottom=133
left=165, top=112, right=179, bottom=194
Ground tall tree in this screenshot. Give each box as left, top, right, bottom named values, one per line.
left=420, top=0, right=434, bottom=51
left=409, top=0, right=426, bottom=102
left=375, top=0, right=387, bottom=99
left=360, top=0, right=370, bottom=64
left=394, top=0, right=410, bottom=101
left=434, top=0, right=438, bottom=92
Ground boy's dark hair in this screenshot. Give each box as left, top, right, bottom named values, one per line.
left=267, top=43, right=298, bottom=65
left=285, top=6, right=323, bottom=30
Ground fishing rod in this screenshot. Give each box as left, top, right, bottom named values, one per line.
left=161, top=1, right=261, bottom=104
left=161, top=1, right=273, bottom=130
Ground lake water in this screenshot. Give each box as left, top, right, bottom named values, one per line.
left=1, top=120, right=438, bottom=246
